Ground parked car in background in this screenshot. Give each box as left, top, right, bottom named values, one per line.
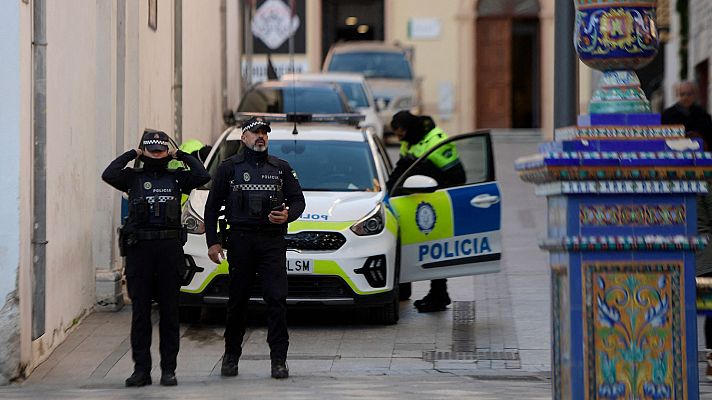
left=281, top=72, right=384, bottom=139
left=323, top=41, right=420, bottom=133
left=231, top=80, right=353, bottom=116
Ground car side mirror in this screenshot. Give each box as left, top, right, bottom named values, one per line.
left=223, top=109, right=236, bottom=126
left=376, top=98, right=387, bottom=112
left=400, top=175, right=438, bottom=194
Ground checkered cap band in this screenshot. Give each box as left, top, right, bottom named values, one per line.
left=143, top=139, right=169, bottom=147
left=241, top=118, right=271, bottom=133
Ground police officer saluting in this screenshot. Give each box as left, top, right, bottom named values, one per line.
left=204, top=117, right=305, bottom=379
left=102, top=130, right=210, bottom=387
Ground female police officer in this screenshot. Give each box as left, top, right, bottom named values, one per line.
left=204, top=117, right=305, bottom=379
left=102, top=129, right=210, bottom=387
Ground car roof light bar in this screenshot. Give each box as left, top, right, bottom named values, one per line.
left=235, top=112, right=365, bottom=126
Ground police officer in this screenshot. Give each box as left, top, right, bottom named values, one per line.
left=102, top=129, right=210, bottom=387
left=204, top=117, right=305, bottom=379
left=386, top=111, right=466, bottom=313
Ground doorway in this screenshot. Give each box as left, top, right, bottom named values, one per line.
left=475, top=0, right=540, bottom=129
left=321, top=0, right=384, bottom=62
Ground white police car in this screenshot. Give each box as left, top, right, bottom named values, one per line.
left=179, top=114, right=501, bottom=324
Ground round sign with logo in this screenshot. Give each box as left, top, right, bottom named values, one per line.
left=416, top=202, right=436, bottom=235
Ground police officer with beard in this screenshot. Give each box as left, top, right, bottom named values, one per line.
left=204, top=117, right=305, bottom=379
left=102, top=129, right=210, bottom=387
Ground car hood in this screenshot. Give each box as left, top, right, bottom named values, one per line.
left=366, top=79, right=416, bottom=100
left=189, top=189, right=383, bottom=222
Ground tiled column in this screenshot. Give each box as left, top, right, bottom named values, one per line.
left=516, top=125, right=709, bottom=398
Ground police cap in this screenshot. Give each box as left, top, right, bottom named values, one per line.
left=142, top=129, right=170, bottom=152
left=241, top=117, right=271, bottom=134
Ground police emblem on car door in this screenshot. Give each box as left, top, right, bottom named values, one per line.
left=388, top=131, right=502, bottom=283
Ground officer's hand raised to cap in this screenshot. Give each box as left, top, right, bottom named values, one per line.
left=268, top=206, right=289, bottom=224
left=134, top=148, right=143, bottom=158
left=208, top=244, right=225, bottom=264
left=169, top=149, right=178, bottom=159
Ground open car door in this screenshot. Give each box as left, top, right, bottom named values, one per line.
left=388, top=131, right=501, bottom=283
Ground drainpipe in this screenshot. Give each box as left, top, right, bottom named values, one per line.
left=31, top=0, right=47, bottom=340
left=173, top=0, right=182, bottom=142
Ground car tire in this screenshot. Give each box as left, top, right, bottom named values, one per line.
left=178, top=306, right=202, bottom=323
left=398, top=282, right=412, bottom=301
left=374, top=289, right=400, bottom=325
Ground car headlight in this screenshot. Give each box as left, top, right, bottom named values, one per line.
left=181, top=199, right=205, bottom=234
left=392, top=96, right=414, bottom=110
left=350, top=204, right=384, bottom=236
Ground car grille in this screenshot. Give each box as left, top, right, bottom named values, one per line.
left=205, top=275, right=352, bottom=299
left=285, top=231, right=346, bottom=251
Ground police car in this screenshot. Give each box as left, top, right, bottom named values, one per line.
left=179, top=113, right=501, bottom=324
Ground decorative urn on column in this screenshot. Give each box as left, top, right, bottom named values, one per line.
left=574, top=0, right=659, bottom=115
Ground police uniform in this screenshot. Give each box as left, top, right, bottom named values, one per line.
left=386, top=111, right=466, bottom=312
left=102, top=130, right=210, bottom=387
left=203, top=117, right=305, bottom=379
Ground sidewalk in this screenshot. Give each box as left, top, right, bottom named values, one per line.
left=1, top=132, right=710, bottom=399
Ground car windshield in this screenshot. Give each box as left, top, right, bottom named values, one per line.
left=206, top=139, right=379, bottom=192
left=334, top=82, right=369, bottom=108
left=327, top=52, right=413, bottom=80
left=237, top=86, right=348, bottom=114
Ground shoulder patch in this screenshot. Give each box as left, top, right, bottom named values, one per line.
left=291, top=169, right=298, bottom=180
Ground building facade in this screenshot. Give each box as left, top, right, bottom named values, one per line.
left=0, top=0, right=240, bottom=383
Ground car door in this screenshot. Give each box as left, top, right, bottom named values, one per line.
left=387, top=131, right=501, bottom=283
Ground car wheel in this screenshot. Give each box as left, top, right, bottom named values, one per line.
left=178, top=306, right=202, bottom=323
left=398, top=282, right=412, bottom=301
left=374, top=289, right=400, bottom=325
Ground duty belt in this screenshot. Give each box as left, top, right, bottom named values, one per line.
left=135, top=229, right=182, bottom=240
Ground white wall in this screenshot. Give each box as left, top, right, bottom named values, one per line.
left=183, top=1, right=224, bottom=145
left=35, top=1, right=100, bottom=363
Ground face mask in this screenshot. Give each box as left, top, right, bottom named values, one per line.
left=140, top=154, right=170, bottom=169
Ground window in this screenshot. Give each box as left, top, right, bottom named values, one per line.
left=327, top=52, right=413, bottom=80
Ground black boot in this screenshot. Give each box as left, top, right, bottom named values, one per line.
left=160, top=371, right=177, bottom=386
left=271, top=358, right=289, bottom=379
left=125, top=370, right=152, bottom=387
left=221, top=353, right=240, bottom=377
left=414, top=291, right=451, bottom=313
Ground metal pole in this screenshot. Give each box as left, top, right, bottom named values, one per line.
left=554, top=0, right=577, bottom=128
left=244, top=0, right=253, bottom=89
left=32, top=0, right=47, bottom=340
left=220, top=0, right=228, bottom=113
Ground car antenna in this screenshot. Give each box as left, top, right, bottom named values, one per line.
left=289, top=0, right=298, bottom=136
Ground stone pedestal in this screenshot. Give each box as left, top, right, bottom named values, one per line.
left=516, top=124, right=707, bottom=399
left=95, top=269, right=124, bottom=311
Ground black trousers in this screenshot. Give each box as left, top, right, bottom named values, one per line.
left=225, top=229, right=288, bottom=360
left=125, top=238, right=183, bottom=373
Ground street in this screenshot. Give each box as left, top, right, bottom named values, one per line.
left=1, top=132, right=710, bottom=399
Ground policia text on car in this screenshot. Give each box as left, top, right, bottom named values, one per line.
left=204, top=117, right=305, bottom=379
left=102, top=130, right=210, bottom=387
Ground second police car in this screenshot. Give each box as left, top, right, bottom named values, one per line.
left=179, top=113, right=501, bottom=324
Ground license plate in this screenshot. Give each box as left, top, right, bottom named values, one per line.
left=286, top=259, right=312, bottom=274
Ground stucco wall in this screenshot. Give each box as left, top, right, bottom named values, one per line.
left=383, top=0, right=554, bottom=136
left=36, top=1, right=99, bottom=363
left=183, top=1, right=224, bottom=145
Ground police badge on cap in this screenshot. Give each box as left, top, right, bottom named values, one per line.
left=241, top=117, right=271, bottom=134
left=142, top=129, right=170, bottom=152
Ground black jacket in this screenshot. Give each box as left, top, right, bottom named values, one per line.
left=102, top=149, right=211, bottom=227
left=204, top=147, right=305, bottom=247
left=661, top=104, right=712, bottom=147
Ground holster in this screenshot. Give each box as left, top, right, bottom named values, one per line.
left=117, top=225, right=138, bottom=257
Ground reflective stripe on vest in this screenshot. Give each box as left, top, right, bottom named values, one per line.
left=399, top=127, right=459, bottom=170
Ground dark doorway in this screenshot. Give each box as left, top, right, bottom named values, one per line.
left=511, top=19, right=540, bottom=128
left=322, top=0, right=384, bottom=62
